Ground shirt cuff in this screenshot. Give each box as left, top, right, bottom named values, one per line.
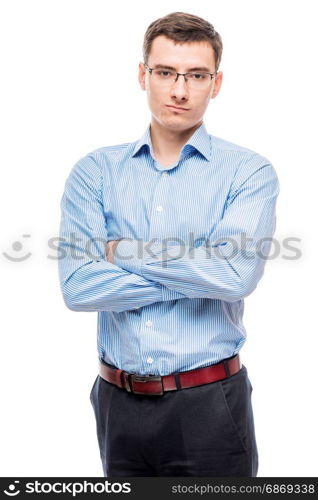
left=161, top=286, right=185, bottom=301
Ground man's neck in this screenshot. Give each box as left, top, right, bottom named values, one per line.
left=150, top=119, right=203, bottom=163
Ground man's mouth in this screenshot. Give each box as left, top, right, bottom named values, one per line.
left=166, top=105, right=189, bottom=112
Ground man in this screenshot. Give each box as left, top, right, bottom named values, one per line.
left=58, top=12, right=279, bottom=477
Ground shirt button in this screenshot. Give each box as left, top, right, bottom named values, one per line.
left=156, top=205, right=163, bottom=212
left=145, top=320, right=153, bottom=327
left=146, top=357, right=154, bottom=364
left=163, top=171, right=168, bottom=176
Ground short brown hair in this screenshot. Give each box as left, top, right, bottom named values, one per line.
left=143, top=12, right=223, bottom=71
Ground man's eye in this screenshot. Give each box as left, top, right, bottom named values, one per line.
left=158, top=70, right=172, bottom=77
left=190, top=73, right=206, bottom=79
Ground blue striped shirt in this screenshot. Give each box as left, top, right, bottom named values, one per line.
left=58, top=122, right=279, bottom=375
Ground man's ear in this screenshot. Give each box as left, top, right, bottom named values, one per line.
left=138, top=62, right=146, bottom=91
left=211, top=71, right=223, bottom=99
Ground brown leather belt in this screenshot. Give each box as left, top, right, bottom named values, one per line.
left=99, top=354, right=242, bottom=396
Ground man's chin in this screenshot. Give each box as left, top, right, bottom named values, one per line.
left=155, top=116, right=196, bottom=132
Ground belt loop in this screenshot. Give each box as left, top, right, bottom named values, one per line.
left=223, top=360, right=231, bottom=378
left=174, top=372, right=182, bottom=390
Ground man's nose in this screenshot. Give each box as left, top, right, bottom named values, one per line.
left=170, top=75, right=189, bottom=101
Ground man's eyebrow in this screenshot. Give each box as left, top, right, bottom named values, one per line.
left=152, top=64, right=212, bottom=72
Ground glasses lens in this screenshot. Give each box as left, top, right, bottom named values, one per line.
left=152, top=69, right=212, bottom=89
left=186, top=72, right=212, bottom=89
left=152, top=69, right=177, bottom=82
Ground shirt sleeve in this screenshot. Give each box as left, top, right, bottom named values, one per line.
left=113, top=155, right=280, bottom=303
left=58, top=153, right=185, bottom=312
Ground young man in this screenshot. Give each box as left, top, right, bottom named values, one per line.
left=58, top=12, right=279, bottom=477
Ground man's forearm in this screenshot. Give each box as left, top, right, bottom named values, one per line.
left=58, top=157, right=186, bottom=314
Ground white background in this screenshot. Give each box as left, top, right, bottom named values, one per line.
left=1, top=0, right=317, bottom=477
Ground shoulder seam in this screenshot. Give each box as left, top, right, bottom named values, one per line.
left=89, top=142, right=133, bottom=156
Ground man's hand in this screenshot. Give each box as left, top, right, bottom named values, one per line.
left=105, top=239, right=123, bottom=264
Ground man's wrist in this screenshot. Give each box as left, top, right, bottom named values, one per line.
left=105, top=239, right=124, bottom=264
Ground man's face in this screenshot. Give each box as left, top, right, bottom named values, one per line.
left=138, top=35, right=223, bottom=132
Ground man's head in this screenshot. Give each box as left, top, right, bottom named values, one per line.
left=139, top=12, right=223, bottom=132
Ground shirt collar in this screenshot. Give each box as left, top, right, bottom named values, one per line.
left=131, top=122, right=211, bottom=161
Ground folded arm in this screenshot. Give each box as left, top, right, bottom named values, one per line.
left=58, top=154, right=185, bottom=312
left=114, top=155, right=280, bottom=303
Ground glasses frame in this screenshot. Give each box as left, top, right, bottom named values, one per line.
left=143, top=63, right=217, bottom=85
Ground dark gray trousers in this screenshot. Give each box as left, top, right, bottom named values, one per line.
left=90, top=363, right=258, bottom=477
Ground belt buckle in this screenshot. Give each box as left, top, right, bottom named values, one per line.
left=131, top=374, right=164, bottom=396
left=122, top=371, right=133, bottom=392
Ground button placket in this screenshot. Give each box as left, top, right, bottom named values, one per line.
left=148, top=170, right=170, bottom=238
left=137, top=168, right=170, bottom=373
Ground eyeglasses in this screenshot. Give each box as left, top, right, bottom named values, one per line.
left=144, top=63, right=217, bottom=90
